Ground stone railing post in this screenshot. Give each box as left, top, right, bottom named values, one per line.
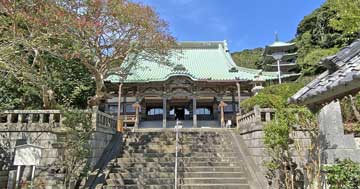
left=59, top=113, right=64, bottom=127
left=265, top=112, right=271, bottom=122
left=6, top=114, right=11, bottom=124
left=28, top=114, right=33, bottom=124
left=253, top=105, right=261, bottom=126
left=92, top=106, right=99, bottom=131
left=39, top=114, right=44, bottom=124
left=236, top=112, right=241, bottom=129
left=132, top=102, right=140, bottom=129
left=49, top=114, right=54, bottom=126
left=18, top=114, right=23, bottom=123
left=17, top=114, right=23, bottom=128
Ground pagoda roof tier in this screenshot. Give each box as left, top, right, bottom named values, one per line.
left=266, top=62, right=298, bottom=67
left=263, top=52, right=297, bottom=64
left=264, top=41, right=297, bottom=55
left=106, top=41, right=298, bottom=83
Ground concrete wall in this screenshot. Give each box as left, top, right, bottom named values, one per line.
left=0, top=109, right=117, bottom=188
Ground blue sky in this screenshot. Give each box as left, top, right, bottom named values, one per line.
left=136, top=0, right=326, bottom=52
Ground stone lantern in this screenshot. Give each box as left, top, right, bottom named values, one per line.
left=251, top=75, right=264, bottom=95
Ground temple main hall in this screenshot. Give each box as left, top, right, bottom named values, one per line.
left=104, top=41, right=297, bottom=128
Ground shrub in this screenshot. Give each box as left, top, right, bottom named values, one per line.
left=324, top=159, right=360, bottom=189
left=241, top=82, right=304, bottom=112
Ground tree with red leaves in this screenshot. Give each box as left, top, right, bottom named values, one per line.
left=0, top=0, right=175, bottom=108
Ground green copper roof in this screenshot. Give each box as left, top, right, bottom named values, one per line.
left=264, top=41, right=297, bottom=55
left=106, top=41, right=297, bottom=83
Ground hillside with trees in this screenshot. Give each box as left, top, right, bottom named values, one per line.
left=232, top=0, right=360, bottom=76
left=231, top=48, right=263, bottom=69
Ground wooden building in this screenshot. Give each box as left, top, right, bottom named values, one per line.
left=105, top=41, right=298, bottom=128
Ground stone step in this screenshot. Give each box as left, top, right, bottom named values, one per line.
left=123, top=144, right=234, bottom=149
left=111, top=166, right=176, bottom=173
left=104, top=184, right=174, bottom=189
left=179, top=184, right=250, bottom=189
left=181, top=177, right=247, bottom=184
left=126, top=135, right=231, bottom=138
left=116, top=157, right=240, bottom=163
left=182, top=172, right=246, bottom=178
left=124, top=178, right=175, bottom=185
left=125, top=134, right=230, bottom=139
left=116, top=172, right=175, bottom=179
left=115, top=161, right=243, bottom=168
left=112, top=171, right=247, bottom=179
left=111, top=166, right=243, bottom=173
left=114, top=162, right=175, bottom=167
left=122, top=148, right=234, bottom=154
left=109, top=177, right=248, bottom=185
left=124, top=140, right=233, bottom=146
left=104, top=185, right=250, bottom=189
left=121, top=152, right=238, bottom=158
left=98, top=130, right=253, bottom=189
left=181, top=166, right=244, bottom=172
left=127, top=132, right=228, bottom=136
left=180, top=162, right=243, bottom=167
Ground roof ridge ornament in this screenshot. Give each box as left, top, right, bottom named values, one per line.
left=229, top=67, right=239, bottom=72
left=275, top=31, right=279, bottom=42
left=173, top=64, right=187, bottom=72
left=223, top=40, right=229, bottom=52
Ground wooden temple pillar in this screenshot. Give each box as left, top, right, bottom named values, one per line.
left=123, top=94, right=127, bottom=116
left=117, top=84, right=123, bottom=132
left=132, top=102, right=140, bottom=129
left=140, top=99, right=146, bottom=120
left=212, top=98, right=218, bottom=120
left=192, top=96, right=197, bottom=128
left=232, top=91, right=236, bottom=117
left=219, top=101, right=227, bottom=128
left=162, top=96, right=167, bottom=128
left=236, top=82, right=241, bottom=114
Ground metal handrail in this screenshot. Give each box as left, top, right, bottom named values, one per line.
left=174, top=119, right=181, bottom=189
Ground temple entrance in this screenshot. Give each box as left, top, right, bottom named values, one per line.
left=174, top=107, right=185, bottom=120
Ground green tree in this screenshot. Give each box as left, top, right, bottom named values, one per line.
left=240, top=82, right=305, bottom=112
left=295, top=0, right=359, bottom=76
left=231, top=48, right=264, bottom=69
left=0, top=0, right=175, bottom=107
left=328, top=0, right=360, bottom=35
left=297, top=47, right=339, bottom=75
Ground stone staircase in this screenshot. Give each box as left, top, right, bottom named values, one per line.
left=95, top=129, right=253, bottom=189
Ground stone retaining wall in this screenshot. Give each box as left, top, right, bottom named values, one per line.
left=0, top=109, right=117, bottom=188
left=237, top=106, right=311, bottom=173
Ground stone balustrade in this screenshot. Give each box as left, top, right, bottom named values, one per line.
left=94, top=110, right=117, bottom=133
left=0, top=110, right=62, bottom=131
left=236, top=106, right=275, bottom=132
left=0, top=109, right=117, bottom=133
left=0, top=108, right=118, bottom=188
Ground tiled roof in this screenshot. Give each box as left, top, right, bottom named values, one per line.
left=106, top=41, right=298, bottom=83
left=289, top=39, right=360, bottom=105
